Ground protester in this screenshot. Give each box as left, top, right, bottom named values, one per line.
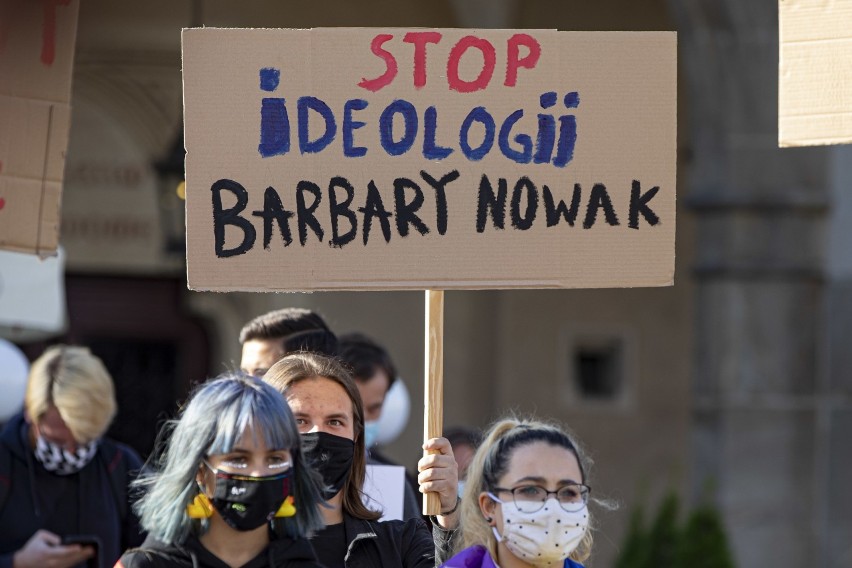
left=264, top=352, right=460, bottom=567
left=116, top=373, right=324, bottom=568
left=443, top=426, right=482, bottom=494
left=338, top=332, right=421, bottom=521
left=240, top=308, right=338, bottom=377
left=338, top=333, right=397, bottom=438
left=0, top=345, right=144, bottom=568
left=443, top=418, right=593, bottom=568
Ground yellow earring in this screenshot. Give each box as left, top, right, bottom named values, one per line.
left=275, top=495, right=296, bottom=518
left=186, top=493, right=214, bottom=519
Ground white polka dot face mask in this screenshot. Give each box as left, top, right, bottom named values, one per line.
left=489, top=494, right=589, bottom=566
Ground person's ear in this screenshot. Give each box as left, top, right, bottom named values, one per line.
left=479, top=491, right=497, bottom=524
left=196, top=464, right=209, bottom=493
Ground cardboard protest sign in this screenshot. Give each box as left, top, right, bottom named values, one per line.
left=182, top=28, right=676, bottom=291
left=780, top=0, right=852, bottom=147
left=0, top=0, right=79, bottom=256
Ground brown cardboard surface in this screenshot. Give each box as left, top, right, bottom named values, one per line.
left=182, top=28, right=676, bottom=291
left=779, top=0, right=852, bottom=147
left=0, top=0, right=79, bottom=256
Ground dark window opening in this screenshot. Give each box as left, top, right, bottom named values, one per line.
left=88, top=338, right=180, bottom=458
left=573, top=339, right=623, bottom=400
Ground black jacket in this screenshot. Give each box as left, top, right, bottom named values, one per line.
left=0, top=413, right=145, bottom=568
left=118, top=533, right=322, bottom=568
left=330, top=512, right=455, bottom=568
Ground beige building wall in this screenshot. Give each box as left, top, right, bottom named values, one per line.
left=63, top=1, right=689, bottom=566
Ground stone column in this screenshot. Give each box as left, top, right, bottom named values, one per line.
left=667, top=1, right=845, bottom=566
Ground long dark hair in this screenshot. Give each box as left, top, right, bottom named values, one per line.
left=263, top=352, right=381, bottom=521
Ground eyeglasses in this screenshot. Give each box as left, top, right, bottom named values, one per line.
left=490, top=483, right=591, bottom=513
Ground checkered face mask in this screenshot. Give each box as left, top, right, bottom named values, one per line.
left=34, top=434, right=98, bottom=475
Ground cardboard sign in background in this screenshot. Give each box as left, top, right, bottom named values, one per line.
left=0, top=0, right=79, bottom=256
left=780, top=0, right=852, bottom=147
left=183, top=28, right=676, bottom=291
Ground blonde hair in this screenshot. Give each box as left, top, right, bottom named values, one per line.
left=458, top=417, right=594, bottom=563
left=25, top=345, right=117, bottom=442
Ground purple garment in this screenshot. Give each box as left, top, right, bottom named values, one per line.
left=441, top=546, right=497, bottom=568
left=441, top=545, right=584, bottom=568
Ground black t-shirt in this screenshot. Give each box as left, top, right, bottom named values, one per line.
left=310, top=523, right=347, bottom=568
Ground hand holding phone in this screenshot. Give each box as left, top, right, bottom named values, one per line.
left=12, top=530, right=96, bottom=568
left=61, top=534, right=100, bottom=568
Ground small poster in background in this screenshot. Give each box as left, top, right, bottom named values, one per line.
left=363, top=464, right=406, bottom=521
left=0, top=247, right=66, bottom=340
left=779, top=0, right=852, bottom=147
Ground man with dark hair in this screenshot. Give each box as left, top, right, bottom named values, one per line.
left=339, top=332, right=422, bottom=521
left=239, top=308, right=338, bottom=377
left=338, top=333, right=397, bottom=433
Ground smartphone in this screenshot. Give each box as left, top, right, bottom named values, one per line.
left=61, top=535, right=100, bottom=568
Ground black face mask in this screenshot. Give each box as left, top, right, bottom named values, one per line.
left=205, top=463, right=292, bottom=531
left=301, top=432, right=355, bottom=500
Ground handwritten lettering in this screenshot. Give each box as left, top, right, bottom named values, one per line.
left=210, top=173, right=662, bottom=257
left=258, top=65, right=580, bottom=169
left=359, top=33, right=540, bottom=91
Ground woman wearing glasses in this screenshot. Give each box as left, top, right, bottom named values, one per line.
left=442, top=418, right=592, bottom=568
left=116, top=373, right=325, bottom=568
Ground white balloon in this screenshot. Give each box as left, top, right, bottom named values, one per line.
left=0, top=339, right=29, bottom=422
left=376, top=377, right=411, bottom=445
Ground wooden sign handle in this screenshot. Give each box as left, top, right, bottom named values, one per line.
left=423, top=289, right=444, bottom=515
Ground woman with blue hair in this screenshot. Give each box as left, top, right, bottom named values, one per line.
left=116, top=373, right=324, bottom=568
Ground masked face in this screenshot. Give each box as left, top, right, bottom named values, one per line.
left=484, top=440, right=588, bottom=567
left=204, top=462, right=292, bottom=531
left=285, top=376, right=358, bottom=501
left=363, top=420, right=380, bottom=449
left=355, top=370, right=390, bottom=424
left=31, top=407, right=98, bottom=476
left=34, top=434, right=98, bottom=475
left=201, top=427, right=294, bottom=532
left=301, top=432, right=355, bottom=500
left=490, top=495, right=588, bottom=566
